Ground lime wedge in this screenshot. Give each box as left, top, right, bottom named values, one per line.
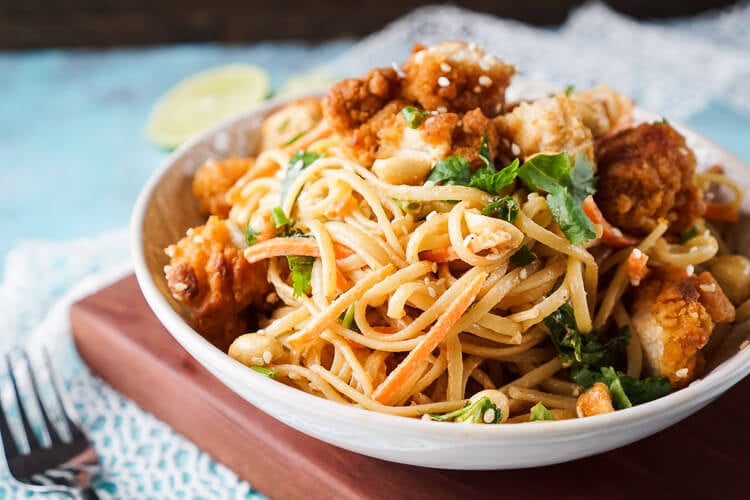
left=276, top=70, right=337, bottom=98
left=146, top=64, right=270, bottom=149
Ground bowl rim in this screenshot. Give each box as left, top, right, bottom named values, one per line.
left=131, top=88, right=750, bottom=441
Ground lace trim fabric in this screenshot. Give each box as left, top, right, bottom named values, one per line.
left=1, top=2, right=748, bottom=497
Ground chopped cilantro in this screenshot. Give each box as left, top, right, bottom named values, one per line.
left=469, top=158, right=520, bottom=195
left=283, top=129, right=308, bottom=146
left=572, top=366, right=670, bottom=409
left=287, top=255, right=314, bottom=297
left=244, top=223, right=260, bottom=246
left=250, top=366, right=278, bottom=379
left=482, top=196, right=519, bottom=223
left=564, top=84, right=575, bottom=96
left=280, top=150, right=325, bottom=209
left=426, top=155, right=519, bottom=196
left=426, top=156, right=473, bottom=186
left=543, top=304, right=629, bottom=368
left=518, top=153, right=597, bottom=245
left=340, top=303, right=360, bottom=332
left=477, top=134, right=492, bottom=168
left=401, top=106, right=429, bottom=128
left=529, top=402, right=555, bottom=421
left=679, top=226, right=699, bottom=243
left=510, top=245, right=537, bottom=267
left=428, top=396, right=502, bottom=424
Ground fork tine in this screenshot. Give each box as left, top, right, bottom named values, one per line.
left=6, top=354, right=41, bottom=450
left=23, top=351, right=63, bottom=446
left=0, top=389, right=20, bottom=459
left=43, top=349, right=85, bottom=441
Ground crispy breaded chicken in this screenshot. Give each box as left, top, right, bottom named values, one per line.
left=402, top=42, right=515, bottom=116
left=165, top=216, right=270, bottom=348
left=631, top=267, right=735, bottom=387
left=576, top=382, right=615, bottom=417
left=495, top=94, right=595, bottom=165
left=193, top=158, right=254, bottom=217
left=261, top=97, right=323, bottom=150
left=595, top=122, right=706, bottom=235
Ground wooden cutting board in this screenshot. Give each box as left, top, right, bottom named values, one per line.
left=70, top=275, right=749, bottom=499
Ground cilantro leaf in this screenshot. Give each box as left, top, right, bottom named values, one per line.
left=401, top=106, right=429, bottom=128
left=426, top=156, right=473, bottom=186
left=478, top=134, right=492, bottom=168
left=564, top=84, right=575, bottom=96
left=518, top=153, right=597, bottom=245
left=244, top=223, right=260, bottom=246
left=571, top=366, right=670, bottom=409
left=679, top=226, right=699, bottom=243
left=530, top=402, right=555, bottom=421
left=482, top=196, right=519, bottom=223
left=287, top=255, right=314, bottom=297
left=250, top=366, right=278, bottom=379
left=468, top=158, right=520, bottom=195
left=280, top=150, right=324, bottom=210
left=546, top=186, right=597, bottom=245
left=543, top=304, right=629, bottom=368
left=428, top=396, right=502, bottom=424
left=510, top=245, right=536, bottom=267
left=339, top=303, right=360, bottom=332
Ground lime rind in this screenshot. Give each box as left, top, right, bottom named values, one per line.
left=146, top=64, right=271, bottom=149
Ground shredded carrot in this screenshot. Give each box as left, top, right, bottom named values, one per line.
left=704, top=202, right=739, bottom=222
left=372, top=326, right=399, bottom=334
left=286, top=265, right=396, bottom=347
left=582, top=196, right=638, bottom=248
left=419, top=247, right=459, bottom=263
left=326, top=196, right=357, bottom=219
left=626, top=248, right=649, bottom=286
left=336, top=268, right=351, bottom=291
left=244, top=237, right=352, bottom=264
left=372, top=272, right=487, bottom=405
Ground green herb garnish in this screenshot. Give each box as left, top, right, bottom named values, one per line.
left=340, top=303, right=360, bottom=332
left=250, top=366, right=278, bottom=379
left=426, top=155, right=519, bottom=196
left=271, top=206, right=290, bottom=228
left=428, top=396, right=502, bottom=424
left=679, top=226, right=699, bottom=243
left=244, top=223, right=260, bottom=246
left=564, top=84, right=575, bottom=96
left=279, top=150, right=325, bottom=210
left=510, top=245, right=537, bottom=267
left=401, top=106, right=429, bottom=128
left=287, top=255, right=314, bottom=297
left=283, top=129, right=308, bottom=146
left=482, top=196, right=519, bottom=223
left=571, top=366, right=671, bottom=409
left=518, top=152, right=597, bottom=245
left=543, top=304, right=629, bottom=369
left=529, top=402, right=555, bottom=421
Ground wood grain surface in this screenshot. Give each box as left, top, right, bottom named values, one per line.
left=70, top=275, right=749, bottom=499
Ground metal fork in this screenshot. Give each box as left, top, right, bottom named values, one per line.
left=0, top=349, right=100, bottom=499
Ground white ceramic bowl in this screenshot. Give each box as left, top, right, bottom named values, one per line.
left=131, top=85, right=750, bottom=469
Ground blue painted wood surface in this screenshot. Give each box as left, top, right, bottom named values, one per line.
left=1, top=41, right=748, bottom=278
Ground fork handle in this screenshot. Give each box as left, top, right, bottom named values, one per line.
left=73, top=486, right=101, bottom=500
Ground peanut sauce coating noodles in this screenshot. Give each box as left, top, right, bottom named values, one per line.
left=166, top=42, right=747, bottom=424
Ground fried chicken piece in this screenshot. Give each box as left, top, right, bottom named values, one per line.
left=569, top=85, right=633, bottom=138
left=192, top=158, right=255, bottom=217
left=165, top=216, right=271, bottom=348
left=631, top=267, right=735, bottom=387
left=576, top=382, right=615, bottom=417
left=402, top=42, right=514, bottom=116
left=261, top=97, right=323, bottom=150
left=595, top=122, right=706, bottom=235
left=323, top=67, right=402, bottom=134
left=495, top=94, right=595, bottom=165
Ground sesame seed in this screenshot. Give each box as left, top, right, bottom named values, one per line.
left=186, top=228, right=194, bottom=236
left=519, top=269, right=528, bottom=279
left=173, top=282, right=188, bottom=292
left=482, top=408, right=496, bottom=423
left=262, top=350, right=273, bottom=364
left=289, top=372, right=299, bottom=380
left=473, top=86, right=481, bottom=93
left=479, top=60, right=490, bottom=71
left=690, top=247, right=698, bottom=253
left=251, top=356, right=263, bottom=365
left=632, top=248, right=643, bottom=258
left=686, top=265, right=695, bottom=276
left=193, top=235, right=205, bottom=243
left=699, top=283, right=716, bottom=292
left=163, top=265, right=172, bottom=274
left=437, top=76, right=450, bottom=88
left=421, top=414, right=432, bottom=421
left=511, top=143, right=521, bottom=156
left=437, top=106, right=447, bottom=113
left=440, top=62, right=452, bottom=72
left=675, top=368, right=688, bottom=378
left=427, top=287, right=437, bottom=298
left=165, top=246, right=175, bottom=258
left=415, top=51, right=425, bottom=64
left=478, top=75, right=493, bottom=87
left=740, top=340, right=750, bottom=351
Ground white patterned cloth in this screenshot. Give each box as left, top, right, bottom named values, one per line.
left=1, top=2, right=749, bottom=498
